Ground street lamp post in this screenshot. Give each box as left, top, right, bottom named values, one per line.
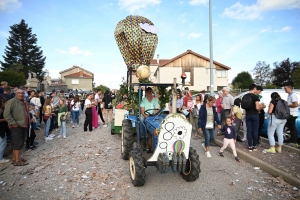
left=209, top=0, right=214, bottom=94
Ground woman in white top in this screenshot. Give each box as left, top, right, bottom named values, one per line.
left=30, top=92, right=42, bottom=129
left=191, top=94, right=203, bottom=139
left=71, top=95, right=81, bottom=128
left=83, top=94, right=93, bottom=132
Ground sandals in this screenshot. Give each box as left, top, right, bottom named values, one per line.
left=13, top=160, right=28, bottom=166
left=11, top=158, right=28, bottom=165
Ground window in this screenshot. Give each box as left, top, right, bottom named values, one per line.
left=216, top=70, right=226, bottom=78
left=72, top=79, right=79, bottom=84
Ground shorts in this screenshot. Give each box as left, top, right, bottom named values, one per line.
left=10, top=127, right=26, bottom=150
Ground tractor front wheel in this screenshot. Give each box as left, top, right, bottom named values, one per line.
left=182, top=147, right=201, bottom=182
left=129, top=150, right=146, bottom=186
left=121, top=119, right=134, bottom=160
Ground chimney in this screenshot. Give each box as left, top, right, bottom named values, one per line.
left=79, top=71, right=83, bottom=77
left=157, top=54, right=160, bottom=64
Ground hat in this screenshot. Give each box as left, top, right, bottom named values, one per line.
left=29, top=102, right=35, bottom=106
left=256, top=86, right=263, bottom=91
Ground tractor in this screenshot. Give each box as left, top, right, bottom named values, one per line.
left=114, top=15, right=201, bottom=186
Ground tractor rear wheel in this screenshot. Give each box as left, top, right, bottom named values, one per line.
left=182, top=147, right=201, bottom=182
left=121, top=119, right=134, bottom=160
left=129, top=150, right=146, bottom=186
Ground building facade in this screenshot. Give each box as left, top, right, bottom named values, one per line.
left=150, top=50, right=231, bottom=91
left=59, top=66, right=94, bottom=91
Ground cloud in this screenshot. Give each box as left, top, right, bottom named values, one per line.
left=178, top=13, right=188, bottom=23
left=188, top=0, right=209, bottom=6
left=118, top=0, right=161, bottom=13
left=274, top=26, right=292, bottom=32
left=223, top=0, right=300, bottom=20
left=0, top=31, right=9, bottom=38
left=56, top=47, right=93, bottom=57
left=259, top=27, right=271, bottom=33
left=188, top=32, right=202, bottom=39
left=212, top=23, right=218, bottom=26
left=0, top=0, right=21, bottom=12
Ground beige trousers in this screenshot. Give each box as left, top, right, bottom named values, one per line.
left=219, top=138, right=237, bottom=157
left=103, top=108, right=113, bottom=124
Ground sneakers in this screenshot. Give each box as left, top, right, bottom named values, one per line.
left=0, top=159, right=10, bottom=164
left=205, top=151, right=212, bottom=158
left=253, top=146, right=257, bottom=151
left=56, top=135, right=62, bottom=138
left=72, top=125, right=74, bottom=128
left=45, top=137, right=53, bottom=141
left=77, top=124, right=79, bottom=127
left=241, top=138, right=247, bottom=142
left=263, top=148, right=276, bottom=153
left=103, top=124, right=108, bottom=127
left=218, top=152, right=224, bottom=157
left=63, top=136, right=66, bottom=139
left=290, top=143, right=299, bottom=148
left=235, top=157, right=240, bottom=162
left=248, top=147, right=253, bottom=152
left=48, top=133, right=55, bottom=138
left=275, top=147, right=282, bottom=153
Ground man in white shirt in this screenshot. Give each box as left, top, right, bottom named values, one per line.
left=95, top=89, right=105, bottom=125
left=221, top=87, right=234, bottom=122
left=284, top=82, right=299, bottom=147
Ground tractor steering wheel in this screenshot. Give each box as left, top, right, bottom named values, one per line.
left=144, top=109, right=160, bottom=116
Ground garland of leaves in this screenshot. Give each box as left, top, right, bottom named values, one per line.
left=156, top=86, right=172, bottom=110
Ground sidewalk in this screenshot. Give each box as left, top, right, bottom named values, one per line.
left=215, top=134, right=300, bottom=189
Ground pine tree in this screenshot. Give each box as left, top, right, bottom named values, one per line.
left=0, top=19, right=46, bottom=81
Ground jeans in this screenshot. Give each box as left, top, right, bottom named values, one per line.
left=203, top=128, right=215, bottom=147
left=72, top=110, right=79, bottom=124
left=44, top=118, right=51, bottom=137
left=246, top=115, right=259, bottom=147
left=60, top=121, right=66, bottom=137
left=0, top=134, right=7, bottom=160
left=217, top=113, right=222, bottom=124
left=139, top=115, right=147, bottom=138
left=235, top=118, right=242, bottom=138
left=267, top=115, right=286, bottom=146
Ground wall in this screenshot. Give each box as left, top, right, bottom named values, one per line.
left=64, top=78, right=93, bottom=91
left=60, top=67, right=93, bottom=83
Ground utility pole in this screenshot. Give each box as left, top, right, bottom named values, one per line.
left=209, top=0, right=214, bottom=94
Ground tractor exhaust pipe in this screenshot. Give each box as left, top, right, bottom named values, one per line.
left=172, top=78, right=177, bottom=114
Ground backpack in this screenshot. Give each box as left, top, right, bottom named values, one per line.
left=241, top=95, right=253, bottom=110
left=274, top=100, right=290, bottom=119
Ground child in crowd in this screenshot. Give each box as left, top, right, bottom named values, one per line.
left=26, top=103, right=37, bottom=151
left=218, top=117, right=240, bottom=162
left=57, top=98, right=68, bottom=139
left=233, top=98, right=243, bottom=141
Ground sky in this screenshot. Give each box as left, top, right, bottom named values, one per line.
left=0, top=0, right=299, bottom=89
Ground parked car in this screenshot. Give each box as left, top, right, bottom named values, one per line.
left=234, top=89, right=300, bottom=141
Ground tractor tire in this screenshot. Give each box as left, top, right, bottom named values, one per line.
left=182, top=147, right=201, bottom=182
left=129, top=150, right=146, bottom=186
left=121, top=119, right=134, bottom=160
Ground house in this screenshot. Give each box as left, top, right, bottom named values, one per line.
left=59, top=66, right=94, bottom=91
left=150, top=50, right=231, bottom=91
left=50, top=78, right=62, bottom=85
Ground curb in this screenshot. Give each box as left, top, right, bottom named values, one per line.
left=260, top=137, right=300, bottom=155
left=214, top=138, right=300, bottom=189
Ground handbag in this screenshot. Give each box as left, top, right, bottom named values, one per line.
left=192, top=105, right=199, bottom=118
left=43, top=114, right=52, bottom=121
left=205, top=122, right=214, bottom=129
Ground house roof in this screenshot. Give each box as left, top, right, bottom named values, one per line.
left=59, top=66, right=94, bottom=75
left=64, top=72, right=93, bottom=78
left=151, top=50, right=231, bottom=70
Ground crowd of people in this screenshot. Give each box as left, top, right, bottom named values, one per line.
left=0, top=82, right=115, bottom=166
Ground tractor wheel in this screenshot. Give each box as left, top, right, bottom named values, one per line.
left=121, top=119, right=134, bottom=160
left=182, top=147, right=201, bottom=182
left=129, top=150, right=146, bottom=186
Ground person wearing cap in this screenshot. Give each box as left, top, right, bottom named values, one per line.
left=256, top=85, right=266, bottom=146
left=4, top=88, right=30, bottom=166
left=140, top=87, right=159, bottom=139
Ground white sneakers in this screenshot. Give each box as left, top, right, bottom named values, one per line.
left=63, top=136, right=66, bottom=139
left=45, top=137, right=53, bottom=141
left=77, top=124, right=79, bottom=127
left=241, top=138, right=247, bottom=142
left=0, top=159, right=9, bottom=164
left=56, top=135, right=62, bottom=138
left=205, top=151, right=212, bottom=158
left=103, top=125, right=108, bottom=127
left=48, top=133, right=55, bottom=138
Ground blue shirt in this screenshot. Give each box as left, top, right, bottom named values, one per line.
left=221, top=125, right=236, bottom=139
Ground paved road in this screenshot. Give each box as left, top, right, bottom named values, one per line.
left=0, top=118, right=295, bottom=200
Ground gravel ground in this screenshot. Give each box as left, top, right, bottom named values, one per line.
left=0, top=117, right=299, bottom=200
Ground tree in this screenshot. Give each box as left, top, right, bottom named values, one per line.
left=252, top=61, right=272, bottom=86
left=292, top=68, right=300, bottom=89
left=272, top=58, right=300, bottom=87
left=0, top=19, right=46, bottom=81
left=93, top=84, right=110, bottom=93
left=232, top=71, right=254, bottom=89
left=0, top=70, right=26, bottom=87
